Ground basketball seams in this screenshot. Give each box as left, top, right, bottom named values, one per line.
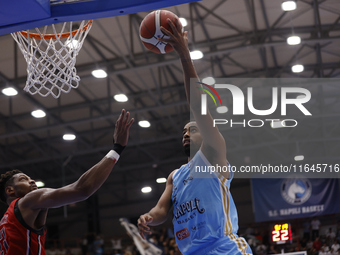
left=140, top=12, right=155, bottom=38
left=154, top=10, right=167, bottom=54
left=140, top=10, right=181, bottom=54
left=140, top=11, right=161, bottom=53
left=140, top=23, right=159, bottom=53
left=141, top=20, right=155, bottom=39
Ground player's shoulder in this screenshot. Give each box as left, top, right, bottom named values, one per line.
left=169, top=169, right=178, bottom=178
left=19, top=188, right=53, bottom=208
left=168, top=169, right=179, bottom=182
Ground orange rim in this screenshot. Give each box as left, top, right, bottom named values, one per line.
left=20, top=20, right=93, bottom=39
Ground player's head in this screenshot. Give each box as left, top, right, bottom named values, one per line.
left=0, top=170, right=37, bottom=205
left=182, top=121, right=202, bottom=157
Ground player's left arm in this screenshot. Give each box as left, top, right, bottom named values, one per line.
left=160, top=19, right=227, bottom=163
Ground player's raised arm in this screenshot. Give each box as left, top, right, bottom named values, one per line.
left=19, top=109, right=134, bottom=210
left=159, top=19, right=227, bottom=162
left=137, top=170, right=175, bottom=239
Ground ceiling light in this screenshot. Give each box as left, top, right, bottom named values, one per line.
left=156, top=178, right=167, bottom=183
left=216, top=106, right=228, bottom=114
left=292, top=64, right=304, bottom=73
left=2, top=87, right=18, bottom=96
left=63, top=134, right=76, bottom=141
left=287, top=35, right=301, bottom=45
left=114, top=94, right=128, bottom=102
left=296, top=95, right=305, bottom=99
left=92, top=69, right=107, bottom=78
left=141, top=186, right=152, bottom=193
left=31, top=109, right=46, bottom=118
left=190, top=50, right=203, bottom=60
left=281, top=1, right=297, bottom=11
left=138, top=120, right=151, bottom=128
left=270, top=119, right=285, bottom=129
left=294, top=155, right=304, bottom=161
left=179, top=18, right=188, bottom=27
left=202, top=77, right=215, bottom=85
left=65, top=39, right=79, bottom=49
left=36, top=181, right=45, bottom=188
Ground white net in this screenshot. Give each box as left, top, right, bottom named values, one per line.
left=11, top=20, right=92, bottom=98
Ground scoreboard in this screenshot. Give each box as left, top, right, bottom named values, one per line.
left=271, top=223, right=292, bottom=244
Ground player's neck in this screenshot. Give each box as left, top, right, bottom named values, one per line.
left=7, top=197, right=16, bottom=205
left=187, top=149, right=199, bottom=162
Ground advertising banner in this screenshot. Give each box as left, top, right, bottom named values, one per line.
left=251, top=178, right=340, bottom=222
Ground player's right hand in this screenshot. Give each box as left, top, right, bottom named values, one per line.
left=159, top=18, right=189, bottom=57
left=137, top=213, right=153, bottom=239
left=113, top=109, right=134, bottom=146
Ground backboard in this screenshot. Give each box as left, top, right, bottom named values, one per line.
left=0, top=0, right=198, bottom=36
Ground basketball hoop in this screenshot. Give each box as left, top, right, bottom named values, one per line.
left=11, top=20, right=93, bottom=98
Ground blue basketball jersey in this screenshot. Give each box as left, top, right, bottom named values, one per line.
left=171, top=150, right=252, bottom=255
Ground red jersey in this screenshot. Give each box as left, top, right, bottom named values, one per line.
left=0, top=198, right=46, bottom=255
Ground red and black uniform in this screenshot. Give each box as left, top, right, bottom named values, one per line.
left=0, top=198, right=46, bottom=255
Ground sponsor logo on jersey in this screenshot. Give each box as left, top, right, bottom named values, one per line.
left=176, top=228, right=190, bottom=240
left=183, top=176, right=193, bottom=185
left=191, top=221, right=207, bottom=232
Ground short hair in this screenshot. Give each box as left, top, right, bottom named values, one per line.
left=184, top=119, right=196, bottom=126
left=0, top=170, right=22, bottom=204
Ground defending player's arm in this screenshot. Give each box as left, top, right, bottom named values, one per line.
left=160, top=19, right=228, bottom=176
left=137, top=170, right=175, bottom=239
left=20, top=109, right=134, bottom=210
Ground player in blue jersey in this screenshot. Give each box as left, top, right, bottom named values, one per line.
left=137, top=18, right=252, bottom=255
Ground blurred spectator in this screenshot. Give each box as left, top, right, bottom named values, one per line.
left=254, top=228, right=263, bottom=244
left=319, top=243, right=330, bottom=255
left=326, top=227, right=336, bottom=239
left=173, top=243, right=181, bottom=255
left=149, top=234, right=159, bottom=245
left=312, top=237, right=322, bottom=253
left=311, top=217, right=321, bottom=240
left=262, top=230, right=270, bottom=246
left=245, top=224, right=255, bottom=236
left=112, top=249, right=122, bottom=255
left=87, top=232, right=96, bottom=255
left=248, top=239, right=258, bottom=255
left=332, top=240, right=340, bottom=254
left=268, top=245, right=277, bottom=254
left=306, top=239, right=314, bottom=253
left=303, top=221, right=311, bottom=240
left=256, top=241, right=267, bottom=255
left=93, top=235, right=104, bottom=254
left=158, top=227, right=168, bottom=243
left=81, top=234, right=88, bottom=255
left=94, top=242, right=103, bottom=255
left=326, top=227, right=336, bottom=247
left=44, top=219, right=340, bottom=255
left=300, top=238, right=308, bottom=250
left=111, top=237, right=123, bottom=253
left=167, top=228, right=174, bottom=239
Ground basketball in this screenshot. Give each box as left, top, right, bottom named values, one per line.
left=139, top=10, right=182, bottom=54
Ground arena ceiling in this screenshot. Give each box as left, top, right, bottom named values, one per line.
left=0, top=0, right=339, bottom=236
